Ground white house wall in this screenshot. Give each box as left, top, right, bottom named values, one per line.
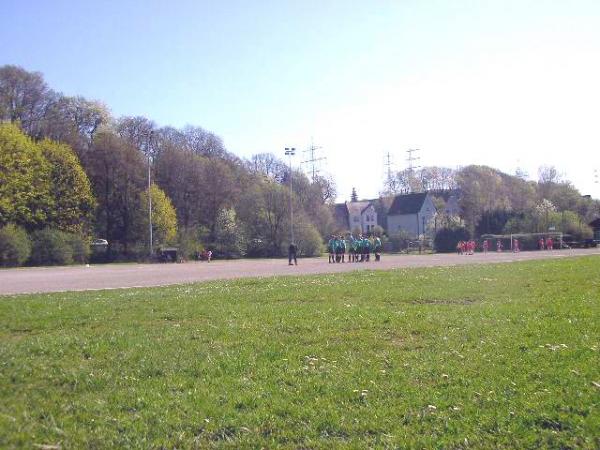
left=387, top=195, right=437, bottom=237
left=361, top=205, right=377, bottom=233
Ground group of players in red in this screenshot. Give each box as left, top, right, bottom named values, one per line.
left=458, top=236, right=556, bottom=255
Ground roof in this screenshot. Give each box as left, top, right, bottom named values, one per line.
left=346, top=200, right=372, bottom=217
left=589, top=218, right=600, bottom=228
left=388, top=192, right=430, bottom=215
left=333, top=203, right=349, bottom=229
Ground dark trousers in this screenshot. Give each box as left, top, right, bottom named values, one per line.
left=289, top=252, right=297, bottom=265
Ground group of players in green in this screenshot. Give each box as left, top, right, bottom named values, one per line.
left=327, top=234, right=383, bottom=263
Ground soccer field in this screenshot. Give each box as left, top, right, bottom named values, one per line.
left=1, top=257, right=599, bottom=448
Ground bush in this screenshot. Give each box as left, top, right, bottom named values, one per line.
left=67, top=233, right=91, bottom=263
left=388, top=231, right=411, bottom=252
left=213, top=209, right=245, bottom=259
left=0, top=224, right=32, bottom=267
left=372, top=225, right=384, bottom=237
left=245, top=238, right=270, bottom=258
left=292, top=223, right=323, bottom=257
left=177, top=228, right=204, bottom=260
left=434, top=227, right=470, bottom=253
left=30, top=228, right=89, bottom=265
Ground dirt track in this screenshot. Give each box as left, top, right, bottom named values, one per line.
left=1, top=248, right=599, bottom=296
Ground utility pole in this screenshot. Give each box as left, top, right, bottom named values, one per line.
left=384, top=151, right=397, bottom=194
left=301, top=139, right=326, bottom=182
left=285, top=147, right=296, bottom=243
left=406, top=148, right=421, bottom=172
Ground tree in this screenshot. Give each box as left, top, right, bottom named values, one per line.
left=0, top=123, right=52, bottom=229
left=182, top=125, right=228, bottom=159
left=38, top=139, right=96, bottom=234
left=246, top=153, right=288, bottom=182
left=0, top=224, right=32, bottom=266
left=213, top=208, right=245, bottom=258
left=237, top=180, right=291, bottom=256
left=154, top=145, right=205, bottom=230
left=138, top=184, right=178, bottom=247
left=116, top=115, right=157, bottom=157
left=456, top=165, right=511, bottom=235
left=538, top=165, right=562, bottom=184
left=0, top=65, right=51, bottom=137
left=85, top=131, right=146, bottom=254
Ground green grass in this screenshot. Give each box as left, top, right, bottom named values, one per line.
left=1, top=257, right=599, bottom=449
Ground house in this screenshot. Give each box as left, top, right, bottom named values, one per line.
left=386, top=192, right=436, bottom=238
left=590, top=218, right=600, bottom=241
left=430, top=190, right=461, bottom=217
left=333, top=200, right=378, bottom=234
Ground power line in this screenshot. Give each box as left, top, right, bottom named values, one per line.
left=406, top=148, right=421, bottom=172
left=301, top=138, right=326, bottom=182
left=383, top=151, right=398, bottom=194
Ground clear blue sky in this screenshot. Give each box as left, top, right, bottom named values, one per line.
left=2, top=0, right=600, bottom=200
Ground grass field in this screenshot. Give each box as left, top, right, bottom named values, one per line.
left=1, top=257, right=599, bottom=449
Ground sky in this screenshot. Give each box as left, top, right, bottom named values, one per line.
left=2, top=0, right=600, bottom=201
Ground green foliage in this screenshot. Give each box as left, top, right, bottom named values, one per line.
left=66, top=233, right=91, bottom=264
left=38, top=138, right=96, bottom=233
left=87, top=131, right=146, bottom=254
left=30, top=228, right=74, bottom=265
left=0, top=224, right=31, bottom=266
left=0, top=122, right=52, bottom=228
left=503, top=201, right=594, bottom=240
left=434, top=226, right=470, bottom=253
left=176, top=227, right=205, bottom=259
left=1, top=257, right=599, bottom=448
left=213, top=208, right=245, bottom=258
left=29, top=228, right=90, bottom=265
left=138, top=184, right=178, bottom=247
left=289, top=221, right=323, bottom=257
left=388, top=230, right=411, bottom=251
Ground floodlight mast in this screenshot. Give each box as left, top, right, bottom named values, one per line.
left=285, top=147, right=296, bottom=244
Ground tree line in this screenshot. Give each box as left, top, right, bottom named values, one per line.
left=381, top=164, right=599, bottom=247
left=1, top=64, right=598, bottom=266
left=0, top=65, right=334, bottom=265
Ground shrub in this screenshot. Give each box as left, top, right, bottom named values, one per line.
left=67, top=233, right=91, bottom=263
left=434, top=227, right=470, bottom=253
left=245, top=238, right=270, bottom=258
left=176, top=228, right=204, bottom=260
left=388, top=230, right=411, bottom=252
left=372, top=225, right=385, bottom=237
left=29, top=228, right=88, bottom=265
left=213, top=209, right=245, bottom=259
left=292, top=223, right=323, bottom=257
left=0, top=224, right=32, bottom=267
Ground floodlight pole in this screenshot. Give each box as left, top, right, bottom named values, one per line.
left=148, top=154, right=153, bottom=256
left=285, top=147, right=296, bottom=243
left=147, top=132, right=154, bottom=257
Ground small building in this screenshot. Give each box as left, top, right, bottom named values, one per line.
left=333, top=200, right=378, bottom=234
left=430, top=190, right=461, bottom=217
left=387, top=192, right=436, bottom=238
left=590, top=218, right=600, bottom=241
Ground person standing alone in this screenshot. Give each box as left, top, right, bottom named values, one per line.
left=288, top=242, right=298, bottom=265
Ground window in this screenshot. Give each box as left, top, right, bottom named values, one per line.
left=353, top=217, right=359, bottom=223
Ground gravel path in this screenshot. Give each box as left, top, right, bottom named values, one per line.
left=1, top=248, right=598, bottom=295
